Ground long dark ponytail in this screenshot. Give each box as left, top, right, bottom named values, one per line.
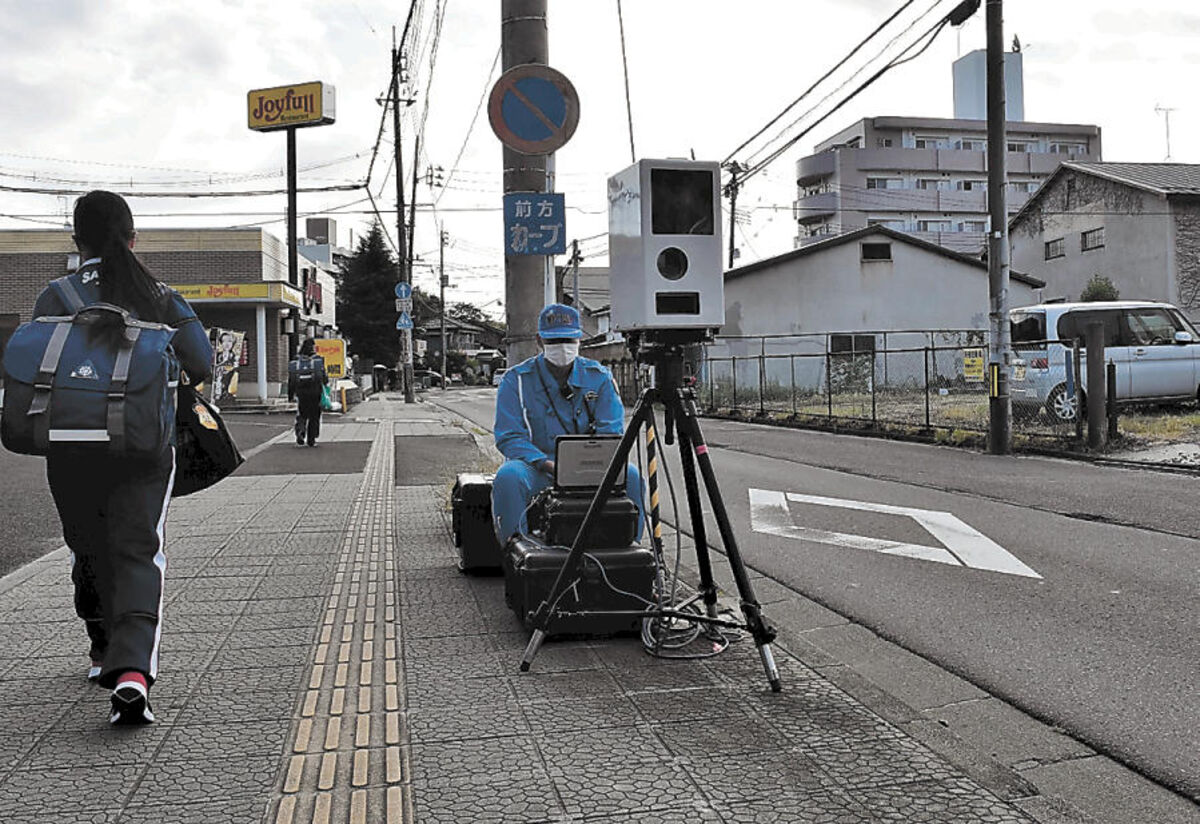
left=73, top=191, right=167, bottom=322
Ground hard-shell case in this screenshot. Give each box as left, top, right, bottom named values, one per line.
left=540, top=492, right=640, bottom=549
left=503, top=533, right=657, bottom=635
left=451, top=473, right=503, bottom=572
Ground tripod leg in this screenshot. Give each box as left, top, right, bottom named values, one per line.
left=672, top=390, right=782, bottom=692
left=675, top=426, right=720, bottom=621
left=520, top=389, right=653, bottom=673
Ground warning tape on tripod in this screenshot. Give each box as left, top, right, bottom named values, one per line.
left=645, top=424, right=663, bottom=543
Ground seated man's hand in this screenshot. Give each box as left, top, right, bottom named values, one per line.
left=540, top=459, right=555, bottom=476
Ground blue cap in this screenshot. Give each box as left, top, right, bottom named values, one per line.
left=537, top=303, right=582, bottom=339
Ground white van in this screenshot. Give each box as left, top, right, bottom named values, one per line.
left=1010, top=301, right=1200, bottom=422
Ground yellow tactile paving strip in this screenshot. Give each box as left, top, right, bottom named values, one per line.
left=270, top=421, right=413, bottom=824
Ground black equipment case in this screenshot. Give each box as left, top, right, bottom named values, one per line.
left=540, top=492, right=639, bottom=549
left=503, top=534, right=657, bottom=635
left=451, top=473, right=503, bottom=572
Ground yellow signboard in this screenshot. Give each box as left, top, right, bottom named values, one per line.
left=314, top=338, right=347, bottom=379
left=963, top=347, right=985, bottom=383
left=247, top=81, right=336, bottom=132
left=170, top=282, right=302, bottom=307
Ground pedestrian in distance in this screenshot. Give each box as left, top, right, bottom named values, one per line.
left=288, top=338, right=327, bottom=447
left=491, top=303, right=645, bottom=543
left=28, top=190, right=213, bottom=724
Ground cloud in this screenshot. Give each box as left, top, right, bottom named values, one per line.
left=1092, top=10, right=1200, bottom=36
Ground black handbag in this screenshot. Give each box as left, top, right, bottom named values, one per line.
left=173, top=385, right=244, bottom=497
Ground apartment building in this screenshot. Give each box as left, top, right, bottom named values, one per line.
left=794, top=115, right=1102, bottom=254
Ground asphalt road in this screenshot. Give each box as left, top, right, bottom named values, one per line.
left=0, top=413, right=290, bottom=579
left=432, top=386, right=1200, bottom=803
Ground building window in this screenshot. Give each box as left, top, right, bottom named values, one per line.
left=861, top=242, right=892, bottom=261
left=1049, top=142, right=1087, bottom=155
left=866, top=217, right=906, bottom=230
left=876, top=137, right=893, bottom=147
left=956, top=180, right=987, bottom=192
left=916, top=178, right=950, bottom=190
left=914, top=135, right=948, bottom=149
left=961, top=220, right=987, bottom=232
left=918, top=220, right=952, bottom=232
left=866, top=177, right=904, bottom=190
left=1045, top=238, right=1065, bottom=259
left=957, top=138, right=987, bottom=151
left=1007, top=141, right=1030, bottom=152
left=1081, top=227, right=1105, bottom=252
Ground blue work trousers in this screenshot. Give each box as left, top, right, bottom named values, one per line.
left=492, top=460, right=644, bottom=545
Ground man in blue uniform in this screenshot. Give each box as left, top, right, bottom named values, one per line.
left=492, top=303, right=643, bottom=544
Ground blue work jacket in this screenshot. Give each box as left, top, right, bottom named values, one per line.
left=494, top=354, right=625, bottom=466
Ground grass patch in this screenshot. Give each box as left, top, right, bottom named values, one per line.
left=1117, top=406, right=1200, bottom=441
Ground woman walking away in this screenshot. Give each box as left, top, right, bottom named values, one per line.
left=30, top=191, right=213, bottom=725
left=288, top=338, right=327, bottom=446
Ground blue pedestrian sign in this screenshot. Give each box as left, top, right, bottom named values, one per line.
left=396, top=311, right=413, bottom=330
left=504, top=192, right=566, bottom=256
left=394, top=282, right=412, bottom=300
left=488, top=65, right=580, bottom=155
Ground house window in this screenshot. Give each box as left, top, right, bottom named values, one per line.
left=1081, top=227, right=1105, bottom=252
left=861, top=242, right=892, bottom=261
left=866, top=177, right=903, bottom=189
left=876, top=137, right=893, bottom=147
left=830, top=334, right=876, bottom=354
left=1045, top=238, right=1065, bottom=259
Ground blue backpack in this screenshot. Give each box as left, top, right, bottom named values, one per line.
left=1, top=277, right=179, bottom=459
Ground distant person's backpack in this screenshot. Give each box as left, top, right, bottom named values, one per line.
left=1, top=277, right=179, bottom=459
left=289, top=354, right=325, bottom=399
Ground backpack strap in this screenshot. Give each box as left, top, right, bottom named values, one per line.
left=28, top=321, right=73, bottom=452
left=51, top=277, right=87, bottom=314
left=106, top=325, right=142, bottom=456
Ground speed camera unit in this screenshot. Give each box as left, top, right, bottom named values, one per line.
left=607, top=159, right=724, bottom=332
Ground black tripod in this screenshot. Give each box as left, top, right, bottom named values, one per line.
left=520, top=334, right=781, bottom=692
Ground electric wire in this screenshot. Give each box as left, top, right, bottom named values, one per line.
left=723, top=0, right=919, bottom=164
left=616, top=0, right=637, bottom=163
left=436, top=46, right=502, bottom=207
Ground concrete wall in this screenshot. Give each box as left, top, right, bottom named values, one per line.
left=723, top=237, right=1041, bottom=338
left=1010, top=171, right=1175, bottom=308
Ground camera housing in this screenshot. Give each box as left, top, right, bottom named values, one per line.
left=608, top=159, right=724, bottom=333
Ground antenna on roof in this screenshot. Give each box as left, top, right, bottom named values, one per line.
left=1154, top=104, right=1176, bottom=161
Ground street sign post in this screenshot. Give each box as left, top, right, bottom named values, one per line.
left=503, top=192, right=566, bottom=256
left=395, top=298, right=413, bottom=313
left=394, top=282, right=412, bottom=300
left=488, top=64, right=579, bottom=155
left=396, top=312, right=413, bottom=331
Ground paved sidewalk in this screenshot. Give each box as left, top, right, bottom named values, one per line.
left=0, top=393, right=1109, bottom=822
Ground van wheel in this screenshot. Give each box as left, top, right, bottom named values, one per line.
left=1046, top=383, right=1082, bottom=423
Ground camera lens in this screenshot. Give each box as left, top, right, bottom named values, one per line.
left=656, top=247, right=688, bottom=280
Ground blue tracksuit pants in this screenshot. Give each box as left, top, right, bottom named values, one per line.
left=492, top=459, right=644, bottom=545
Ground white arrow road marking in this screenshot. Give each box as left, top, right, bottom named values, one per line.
left=749, top=488, right=1041, bottom=579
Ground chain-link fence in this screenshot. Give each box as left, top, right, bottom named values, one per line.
left=605, top=331, right=1089, bottom=446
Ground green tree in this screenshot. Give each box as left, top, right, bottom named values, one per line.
left=1080, top=274, right=1119, bottom=302
left=449, top=301, right=485, bottom=324
left=336, top=223, right=400, bottom=367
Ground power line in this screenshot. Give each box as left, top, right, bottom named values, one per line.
left=436, top=46, right=501, bottom=206
left=0, top=182, right=364, bottom=198
left=723, top=0, right=920, bottom=164
left=616, top=0, right=636, bottom=163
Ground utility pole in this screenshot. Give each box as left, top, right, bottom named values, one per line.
left=439, top=227, right=449, bottom=391
left=501, top=0, right=550, bottom=366
left=568, top=239, right=582, bottom=305
left=986, top=0, right=1011, bottom=454
left=1154, top=104, right=1175, bottom=161
left=724, top=162, right=744, bottom=269
left=391, top=34, right=415, bottom=403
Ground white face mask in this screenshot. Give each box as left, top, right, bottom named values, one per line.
left=543, top=341, right=579, bottom=368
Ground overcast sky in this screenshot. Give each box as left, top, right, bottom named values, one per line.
left=1, top=1, right=1198, bottom=317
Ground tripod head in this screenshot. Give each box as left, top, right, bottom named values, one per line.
left=625, top=328, right=714, bottom=444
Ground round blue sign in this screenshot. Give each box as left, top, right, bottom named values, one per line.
left=394, top=282, right=412, bottom=299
